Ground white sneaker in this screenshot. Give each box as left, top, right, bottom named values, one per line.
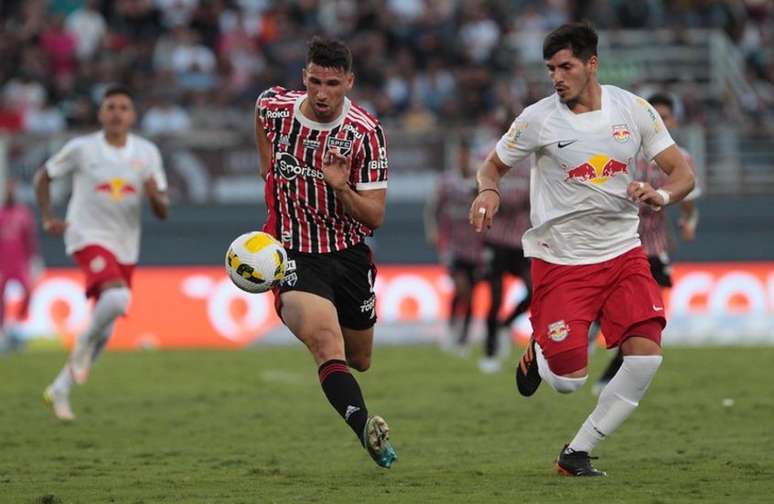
left=478, top=357, right=502, bottom=374
left=69, top=337, right=94, bottom=385
left=43, top=386, right=75, bottom=422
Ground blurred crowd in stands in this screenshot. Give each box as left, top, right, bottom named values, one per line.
left=0, top=0, right=772, bottom=137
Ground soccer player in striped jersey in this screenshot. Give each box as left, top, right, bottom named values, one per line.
left=593, top=93, right=701, bottom=392
left=425, top=140, right=484, bottom=354
left=254, top=37, right=396, bottom=468
left=470, top=23, right=695, bottom=476
left=35, top=85, right=169, bottom=421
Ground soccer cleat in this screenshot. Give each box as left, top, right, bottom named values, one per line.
left=362, top=416, right=398, bottom=469
left=43, top=386, right=75, bottom=422
left=515, top=336, right=541, bottom=396
left=555, top=445, right=606, bottom=477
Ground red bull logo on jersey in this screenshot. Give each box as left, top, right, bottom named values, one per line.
left=548, top=320, right=569, bottom=342
left=95, top=178, right=137, bottom=201
left=612, top=124, right=631, bottom=143
left=565, top=154, right=629, bottom=185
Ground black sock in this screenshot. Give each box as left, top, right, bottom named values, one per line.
left=318, top=359, right=369, bottom=444
left=485, top=317, right=498, bottom=357
left=599, top=349, right=624, bottom=382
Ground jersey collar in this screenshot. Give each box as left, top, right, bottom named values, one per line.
left=294, top=94, right=351, bottom=130
left=555, top=85, right=611, bottom=128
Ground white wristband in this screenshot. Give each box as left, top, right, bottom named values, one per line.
left=655, top=188, right=671, bottom=206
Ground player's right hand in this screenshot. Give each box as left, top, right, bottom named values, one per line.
left=42, top=216, right=67, bottom=235
left=469, top=190, right=500, bottom=233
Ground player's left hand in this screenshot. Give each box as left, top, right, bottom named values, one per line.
left=469, top=190, right=500, bottom=232
left=144, top=177, right=159, bottom=195
left=627, top=181, right=667, bottom=209
left=322, top=147, right=351, bottom=192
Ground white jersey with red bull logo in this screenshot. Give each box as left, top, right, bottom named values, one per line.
left=45, top=131, right=167, bottom=263
left=495, top=85, right=675, bottom=265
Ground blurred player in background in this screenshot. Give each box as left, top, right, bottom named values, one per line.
left=34, top=85, right=169, bottom=421
left=0, top=179, right=41, bottom=350
left=255, top=37, right=396, bottom=468
left=425, top=140, right=484, bottom=355
left=592, top=92, right=701, bottom=392
left=478, top=162, right=532, bottom=374
left=470, top=23, right=694, bottom=476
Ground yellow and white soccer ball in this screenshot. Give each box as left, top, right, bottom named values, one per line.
left=225, top=231, right=287, bottom=293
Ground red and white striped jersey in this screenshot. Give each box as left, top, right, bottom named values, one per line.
left=484, top=163, right=531, bottom=249
left=636, top=145, right=699, bottom=257
left=433, top=172, right=484, bottom=264
left=257, top=86, right=388, bottom=253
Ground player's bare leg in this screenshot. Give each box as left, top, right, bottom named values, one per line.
left=342, top=326, right=373, bottom=372
left=281, top=291, right=397, bottom=468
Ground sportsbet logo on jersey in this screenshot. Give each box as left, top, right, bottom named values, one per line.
left=565, top=154, right=629, bottom=185
left=277, top=152, right=324, bottom=181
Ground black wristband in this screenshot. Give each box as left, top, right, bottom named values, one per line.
left=478, top=187, right=501, bottom=200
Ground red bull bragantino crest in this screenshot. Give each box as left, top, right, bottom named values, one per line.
left=612, top=124, right=631, bottom=143
left=565, top=154, right=629, bottom=185
left=95, top=178, right=137, bottom=201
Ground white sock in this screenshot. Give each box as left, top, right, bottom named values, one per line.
left=74, top=287, right=130, bottom=352
left=52, top=362, right=74, bottom=394
left=568, top=355, right=663, bottom=453
left=534, top=341, right=588, bottom=394
left=91, top=320, right=116, bottom=362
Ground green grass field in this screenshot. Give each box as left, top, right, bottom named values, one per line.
left=1, top=345, right=773, bottom=503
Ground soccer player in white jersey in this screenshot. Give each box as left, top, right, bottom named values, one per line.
left=34, top=85, right=169, bottom=421
left=469, top=23, right=695, bottom=476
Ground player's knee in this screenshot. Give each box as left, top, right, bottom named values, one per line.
left=347, top=355, right=371, bottom=372
left=305, top=328, right=343, bottom=362
left=621, top=319, right=663, bottom=356
left=101, top=287, right=131, bottom=318
left=550, top=373, right=588, bottom=394
left=544, top=346, right=588, bottom=394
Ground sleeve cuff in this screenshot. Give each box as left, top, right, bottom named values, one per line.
left=355, top=181, right=388, bottom=191
left=646, top=138, right=675, bottom=161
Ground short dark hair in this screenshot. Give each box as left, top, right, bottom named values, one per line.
left=101, top=84, right=134, bottom=103
left=543, top=22, right=598, bottom=61
left=306, top=36, right=352, bottom=73
left=647, top=93, right=674, bottom=111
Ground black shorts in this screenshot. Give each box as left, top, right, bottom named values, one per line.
left=276, top=242, right=377, bottom=330
left=483, top=242, right=530, bottom=278
left=648, top=254, right=673, bottom=288
left=447, top=257, right=480, bottom=285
